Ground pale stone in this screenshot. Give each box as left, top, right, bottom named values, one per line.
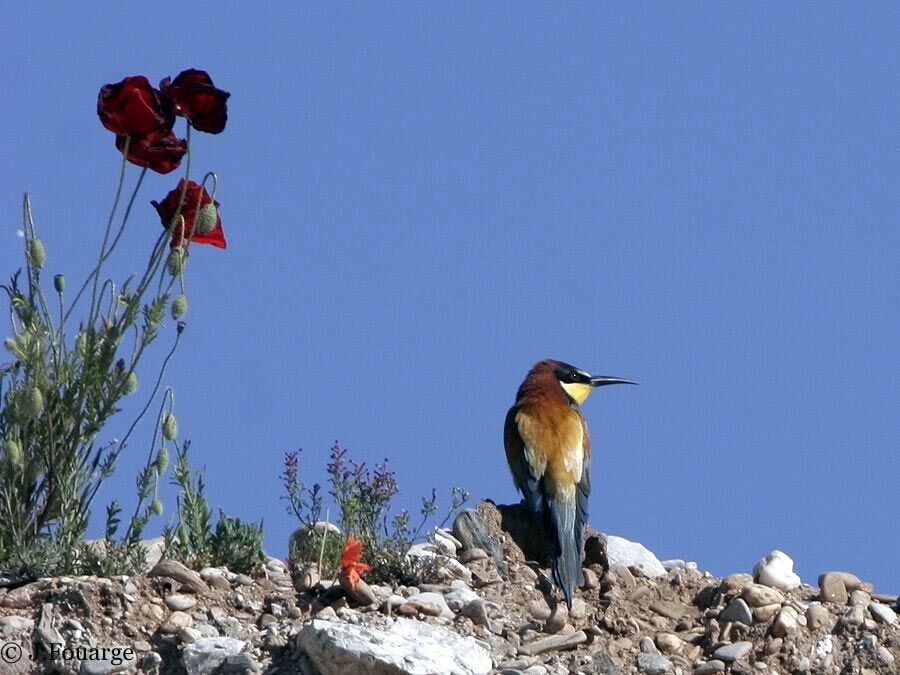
left=182, top=637, right=247, bottom=675
left=869, top=603, right=897, bottom=625
left=752, top=550, right=801, bottom=591
left=298, top=617, right=491, bottom=674
left=606, top=535, right=667, bottom=578
left=655, top=632, right=683, bottom=655
left=719, top=598, right=753, bottom=625
left=637, top=652, right=673, bottom=674
left=713, top=641, right=752, bottom=662
left=159, top=611, right=193, bottom=634
left=806, top=602, right=832, bottom=630
left=742, top=583, right=785, bottom=607
left=518, top=630, right=587, bottom=657
left=752, top=603, right=781, bottom=623
left=772, top=606, right=799, bottom=638
left=165, top=594, right=197, bottom=611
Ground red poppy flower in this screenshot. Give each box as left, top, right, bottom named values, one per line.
left=116, top=130, right=188, bottom=175
left=98, top=76, right=175, bottom=137
left=340, top=536, right=371, bottom=591
left=152, top=179, right=227, bottom=249
left=160, top=69, right=230, bottom=134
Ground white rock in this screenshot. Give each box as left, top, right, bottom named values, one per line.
left=297, top=617, right=492, bottom=675
left=182, top=636, right=246, bottom=675
left=606, top=536, right=666, bottom=578
left=199, top=567, right=236, bottom=582
left=814, top=635, right=833, bottom=667
left=752, top=550, right=801, bottom=591
left=433, top=529, right=460, bottom=556
left=869, top=603, right=897, bottom=625
left=444, top=585, right=479, bottom=611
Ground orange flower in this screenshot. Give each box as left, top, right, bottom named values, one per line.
left=340, top=536, right=371, bottom=590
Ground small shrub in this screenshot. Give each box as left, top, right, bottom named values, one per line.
left=282, top=442, right=469, bottom=585
left=164, top=442, right=264, bottom=574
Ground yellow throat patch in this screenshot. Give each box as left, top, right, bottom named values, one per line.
left=559, top=380, right=593, bottom=405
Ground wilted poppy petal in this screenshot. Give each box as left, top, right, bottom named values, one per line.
left=161, top=69, right=230, bottom=134
left=99, top=76, right=174, bottom=137
left=116, top=131, right=187, bottom=175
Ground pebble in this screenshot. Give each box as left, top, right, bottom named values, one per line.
left=850, top=589, right=870, bottom=606
left=877, top=646, right=895, bottom=666
left=721, top=574, right=754, bottom=595
left=649, top=599, right=690, bottom=620
left=771, top=606, right=799, bottom=638
left=581, top=567, right=599, bottom=590
left=637, top=652, right=673, bottom=674
left=159, top=611, right=193, bottom=634
left=518, top=630, right=587, bottom=656
left=640, top=636, right=659, bottom=653
left=840, top=605, right=866, bottom=628
left=752, top=603, right=781, bottom=623
left=720, top=598, right=753, bottom=625
left=806, top=603, right=832, bottom=630
left=869, top=602, right=897, bottom=625
left=742, top=584, right=785, bottom=608
left=402, top=592, right=454, bottom=620
left=0, top=615, right=34, bottom=634
left=544, top=603, right=568, bottom=633
left=714, top=641, right=753, bottom=662
left=148, top=560, right=209, bottom=594
left=694, top=661, right=726, bottom=674
left=179, top=626, right=202, bottom=644
left=655, top=632, right=683, bottom=655
left=165, top=594, right=197, bottom=611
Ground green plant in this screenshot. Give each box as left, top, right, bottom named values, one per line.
left=0, top=69, right=231, bottom=577
left=163, top=442, right=265, bottom=574
left=282, top=442, right=469, bottom=584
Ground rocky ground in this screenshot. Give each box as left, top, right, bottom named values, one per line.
left=0, top=501, right=897, bottom=674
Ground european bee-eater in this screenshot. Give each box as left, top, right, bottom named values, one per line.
left=504, top=359, right=635, bottom=608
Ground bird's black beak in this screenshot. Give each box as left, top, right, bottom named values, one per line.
left=589, top=376, right=638, bottom=387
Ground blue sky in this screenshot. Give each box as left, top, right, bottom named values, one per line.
left=2, top=4, right=899, bottom=592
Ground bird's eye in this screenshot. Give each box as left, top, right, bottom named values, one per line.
left=570, top=372, right=580, bottom=382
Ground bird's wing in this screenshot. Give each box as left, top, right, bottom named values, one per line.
left=504, top=405, right=544, bottom=521
left=574, top=415, right=591, bottom=573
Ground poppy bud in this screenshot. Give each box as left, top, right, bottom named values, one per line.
left=4, top=338, right=18, bottom=356
left=195, top=203, right=218, bottom=235
left=162, top=412, right=178, bottom=440
left=167, top=248, right=186, bottom=276
left=124, top=371, right=138, bottom=394
left=171, top=294, right=188, bottom=319
left=21, top=387, right=44, bottom=418
left=27, top=238, right=46, bottom=268
left=155, top=447, right=169, bottom=474
left=54, top=274, right=66, bottom=294
left=150, top=499, right=164, bottom=516
left=4, top=439, right=22, bottom=467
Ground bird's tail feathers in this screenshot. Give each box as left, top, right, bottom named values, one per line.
left=546, top=489, right=581, bottom=610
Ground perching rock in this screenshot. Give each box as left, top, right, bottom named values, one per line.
left=296, top=617, right=492, bottom=675
left=605, top=535, right=666, bottom=578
